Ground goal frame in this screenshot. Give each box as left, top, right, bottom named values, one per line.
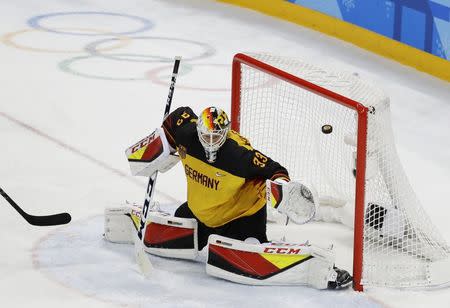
left=230, top=53, right=369, bottom=291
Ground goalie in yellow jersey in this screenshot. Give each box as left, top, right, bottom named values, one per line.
left=162, top=106, right=291, bottom=249
left=163, top=106, right=350, bottom=289
left=106, top=106, right=352, bottom=290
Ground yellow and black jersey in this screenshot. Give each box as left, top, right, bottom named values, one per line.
left=162, top=106, right=289, bottom=228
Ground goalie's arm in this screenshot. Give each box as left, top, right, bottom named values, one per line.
left=234, top=145, right=319, bottom=224
left=229, top=145, right=318, bottom=225
left=162, top=106, right=198, bottom=150
left=124, top=106, right=198, bottom=177
left=234, top=146, right=290, bottom=182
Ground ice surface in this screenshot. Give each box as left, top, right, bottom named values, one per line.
left=0, top=0, right=449, bottom=307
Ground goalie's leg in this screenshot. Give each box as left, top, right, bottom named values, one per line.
left=174, top=202, right=212, bottom=250
left=142, top=211, right=199, bottom=260
left=206, top=235, right=352, bottom=290
left=104, top=204, right=199, bottom=260
left=174, top=202, right=269, bottom=250
left=219, top=204, right=268, bottom=244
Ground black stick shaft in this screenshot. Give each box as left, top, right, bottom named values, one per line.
left=164, top=56, right=182, bottom=120
left=0, top=187, right=27, bottom=216
left=138, top=56, right=182, bottom=240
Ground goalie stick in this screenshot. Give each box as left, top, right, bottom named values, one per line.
left=134, top=56, right=182, bottom=276
left=0, top=187, right=71, bottom=226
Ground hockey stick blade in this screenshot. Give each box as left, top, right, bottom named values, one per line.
left=23, top=212, right=72, bottom=226
left=0, top=187, right=72, bottom=226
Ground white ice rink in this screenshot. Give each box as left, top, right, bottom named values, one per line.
left=0, top=0, right=449, bottom=307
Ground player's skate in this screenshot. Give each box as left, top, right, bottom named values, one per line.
left=327, top=266, right=353, bottom=290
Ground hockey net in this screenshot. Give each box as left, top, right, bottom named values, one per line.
left=231, top=53, right=450, bottom=290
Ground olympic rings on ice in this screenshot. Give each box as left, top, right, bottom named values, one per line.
left=146, top=64, right=276, bottom=92
left=59, top=55, right=193, bottom=81
left=84, top=36, right=216, bottom=63
left=3, top=11, right=221, bottom=90
left=146, top=64, right=230, bottom=91
left=27, top=12, right=154, bottom=36
left=0, top=28, right=131, bottom=54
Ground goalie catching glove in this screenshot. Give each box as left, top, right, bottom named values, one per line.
left=266, top=179, right=318, bottom=224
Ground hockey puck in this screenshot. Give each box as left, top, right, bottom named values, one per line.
left=322, top=124, right=333, bottom=134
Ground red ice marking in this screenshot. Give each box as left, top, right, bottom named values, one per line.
left=146, top=64, right=277, bottom=92
left=0, top=111, right=178, bottom=202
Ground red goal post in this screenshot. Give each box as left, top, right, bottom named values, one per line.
left=231, top=52, right=368, bottom=291
left=230, top=52, right=450, bottom=291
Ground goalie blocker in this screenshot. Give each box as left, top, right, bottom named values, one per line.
left=126, top=127, right=180, bottom=177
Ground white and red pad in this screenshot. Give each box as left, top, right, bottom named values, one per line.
left=142, top=212, right=198, bottom=260
left=125, top=127, right=179, bottom=177
left=104, top=205, right=198, bottom=260
left=104, top=206, right=141, bottom=244
left=206, top=235, right=336, bottom=289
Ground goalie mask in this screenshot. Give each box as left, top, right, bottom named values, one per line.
left=197, top=107, right=230, bottom=163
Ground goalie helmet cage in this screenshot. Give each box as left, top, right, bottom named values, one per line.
left=230, top=53, right=450, bottom=291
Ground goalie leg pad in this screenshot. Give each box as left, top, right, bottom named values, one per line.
left=143, top=212, right=199, bottom=260
left=206, top=235, right=337, bottom=289
left=104, top=205, right=141, bottom=244
left=104, top=206, right=199, bottom=260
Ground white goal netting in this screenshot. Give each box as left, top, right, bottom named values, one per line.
left=233, top=52, right=450, bottom=289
